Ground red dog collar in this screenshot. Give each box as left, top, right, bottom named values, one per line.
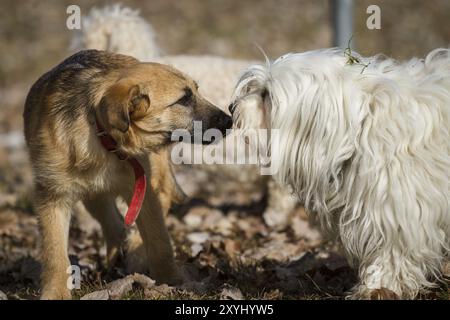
left=95, top=119, right=147, bottom=227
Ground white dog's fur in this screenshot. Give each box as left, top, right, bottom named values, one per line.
left=71, top=5, right=160, bottom=61
left=232, top=48, right=450, bottom=298
left=71, top=6, right=298, bottom=228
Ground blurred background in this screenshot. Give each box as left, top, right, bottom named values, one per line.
left=2, top=0, right=450, bottom=160
left=0, top=0, right=449, bottom=299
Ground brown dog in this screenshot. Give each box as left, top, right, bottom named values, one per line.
left=23, top=50, right=231, bottom=299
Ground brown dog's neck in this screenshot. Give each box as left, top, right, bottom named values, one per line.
left=95, top=118, right=129, bottom=161
left=94, top=116, right=147, bottom=227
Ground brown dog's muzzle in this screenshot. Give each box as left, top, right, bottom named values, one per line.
left=194, top=100, right=233, bottom=143
left=209, top=110, right=233, bottom=134
left=199, top=109, right=232, bottom=145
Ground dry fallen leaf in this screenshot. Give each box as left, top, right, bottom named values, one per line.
left=0, top=290, right=7, bottom=300
left=191, top=243, right=203, bottom=257
left=187, top=232, right=210, bottom=244
left=144, top=284, right=174, bottom=299
left=106, top=277, right=135, bottom=299
left=291, top=215, right=321, bottom=244
left=223, top=239, right=241, bottom=261
left=220, top=285, right=244, bottom=300
left=105, top=273, right=157, bottom=299
left=131, top=273, right=157, bottom=289
left=81, top=289, right=109, bottom=300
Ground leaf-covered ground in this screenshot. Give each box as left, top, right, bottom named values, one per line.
left=0, top=161, right=448, bottom=300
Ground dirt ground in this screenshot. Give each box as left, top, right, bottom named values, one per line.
left=0, top=0, right=449, bottom=300
left=0, top=163, right=448, bottom=300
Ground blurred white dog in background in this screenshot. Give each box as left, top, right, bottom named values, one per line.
left=231, top=48, right=450, bottom=299
left=71, top=5, right=299, bottom=230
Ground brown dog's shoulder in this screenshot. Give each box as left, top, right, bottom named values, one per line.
left=37, top=50, right=139, bottom=87
left=28, top=50, right=139, bottom=91
left=25, top=50, right=139, bottom=96
left=24, top=50, right=139, bottom=126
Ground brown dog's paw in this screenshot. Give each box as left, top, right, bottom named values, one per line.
left=369, top=288, right=400, bottom=300
left=151, top=265, right=185, bottom=286
left=40, top=287, right=72, bottom=300
left=124, top=231, right=148, bottom=274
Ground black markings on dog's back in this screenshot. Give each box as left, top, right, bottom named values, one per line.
left=35, top=50, right=139, bottom=127
left=56, top=50, right=139, bottom=72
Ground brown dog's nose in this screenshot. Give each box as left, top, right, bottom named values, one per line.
left=212, top=113, right=233, bottom=130
left=202, top=112, right=232, bottom=144
left=223, top=114, right=233, bottom=129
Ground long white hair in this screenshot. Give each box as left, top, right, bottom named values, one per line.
left=233, top=48, right=450, bottom=298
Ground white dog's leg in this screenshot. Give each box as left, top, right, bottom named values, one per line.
left=353, top=257, right=406, bottom=299
left=352, top=255, right=424, bottom=299
left=344, top=220, right=445, bottom=299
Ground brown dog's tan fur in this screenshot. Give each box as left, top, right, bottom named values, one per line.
left=23, top=50, right=231, bottom=299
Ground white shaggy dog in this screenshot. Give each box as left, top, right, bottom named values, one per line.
left=231, top=48, right=450, bottom=299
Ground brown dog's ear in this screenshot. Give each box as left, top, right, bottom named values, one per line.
left=98, top=82, right=150, bottom=133
left=129, top=85, right=150, bottom=119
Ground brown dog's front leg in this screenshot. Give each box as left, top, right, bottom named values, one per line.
left=120, top=173, right=182, bottom=285
left=135, top=188, right=182, bottom=285
left=37, top=193, right=73, bottom=300
left=82, top=194, right=125, bottom=269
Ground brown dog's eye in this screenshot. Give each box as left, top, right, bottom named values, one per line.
left=173, top=88, right=193, bottom=107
